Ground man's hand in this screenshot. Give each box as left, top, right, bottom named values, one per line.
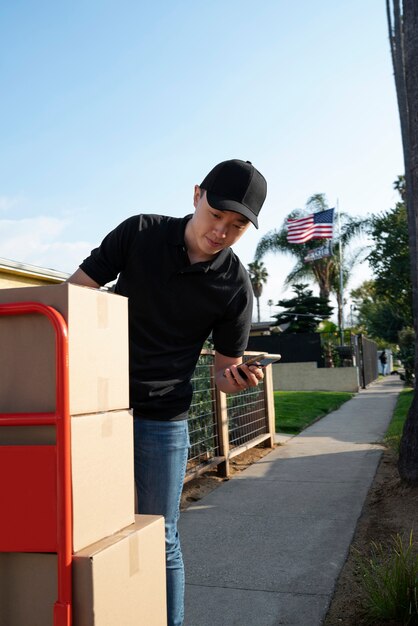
left=214, top=352, right=264, bottom=394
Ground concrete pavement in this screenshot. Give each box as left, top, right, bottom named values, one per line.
left=180, top=376, right=403, bottom=626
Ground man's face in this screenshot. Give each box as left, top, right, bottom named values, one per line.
left=185, top=186, right=251, bottom=262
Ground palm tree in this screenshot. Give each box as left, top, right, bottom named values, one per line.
left=247, top=260, right=268, bottom=323
left=387, top=0, right=418, bottom=485
left=255, top=193, right=367, bottom=328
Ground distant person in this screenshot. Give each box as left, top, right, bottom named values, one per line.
left=67, top=158, right=267, bottom=626
left=379, top=350, right=388, bottom=376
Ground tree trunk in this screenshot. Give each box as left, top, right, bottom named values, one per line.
left=391, top=0, right=418, bottom=484
left=336, top=291, right=343, bottom=335
left=312, top=264, right=330, bottom=300
left=256, top=297, right=261, bottom=323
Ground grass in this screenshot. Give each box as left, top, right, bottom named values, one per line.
left=357, top=532, right=418, bottom=625
left=274, top=390, right=354, bottom=434
left=384, top=387, right=414, bottom=452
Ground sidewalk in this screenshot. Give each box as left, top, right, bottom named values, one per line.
left=180, top=376, right=403, bottom=626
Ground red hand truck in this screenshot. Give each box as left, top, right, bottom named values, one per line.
left=0, top=302, right=73, bottom=626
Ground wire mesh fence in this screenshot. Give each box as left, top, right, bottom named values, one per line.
left=185, top=352, right=274, bottom=481
left=227, top=381, right=267, bottom=448
left=187, top=353, right=218, bottom=469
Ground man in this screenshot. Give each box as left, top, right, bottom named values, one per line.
left=379, top=350, right=388, bottom=376
left=68, top=158, right=267, bottom=626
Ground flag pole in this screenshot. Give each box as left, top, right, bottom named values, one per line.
left=337, top=198, right=344, bottom=345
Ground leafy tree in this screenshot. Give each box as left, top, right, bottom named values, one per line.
left=272, top=283, right=333, bottom=333
left=319, top=320, right=339, bottom=334
left=350, top=180, right=412, bottom=345
left=367, top=193, right=412, bottom=327
left=247, top=260, right=268, bottom=323
left=394, top=173, right=406, bottom=200
left=387, top=0, right=418, bottom=484
left=255, top=193, right=367, bottom=329
left=351, top=280, right=407, bottom=344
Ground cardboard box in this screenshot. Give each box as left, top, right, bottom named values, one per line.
left=0, top=552, right=57, bottom=626
left=0, top=410, right=136, bottom=552
left=73, top=515, right=167, bottom=626
left=0, top=283, right=129, bottom=415
left=70, top=410, right=136, bottom=551
left=0, top=515, right=167, bottom=626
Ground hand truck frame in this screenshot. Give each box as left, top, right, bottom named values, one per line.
left=0, top=301, right=72, bottom=626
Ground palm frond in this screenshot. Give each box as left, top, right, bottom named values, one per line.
left=255, top=229, right=295, bottom=260
left=283, top=262, right=314, bottom=288
left=339, top=215, right=372, bottom=246
left=306, top=193, right=328, bottom=212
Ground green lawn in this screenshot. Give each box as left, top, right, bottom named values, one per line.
left=274, top=390, right=354, bottom=434
left=384, top=387, right=414, bottom=451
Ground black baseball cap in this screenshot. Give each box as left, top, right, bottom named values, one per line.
left=200, top=159, right=267, bottom=229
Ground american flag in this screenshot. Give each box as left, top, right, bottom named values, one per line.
left=287, top=208, right=335, bottom=244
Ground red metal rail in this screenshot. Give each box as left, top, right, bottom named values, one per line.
left=0, top=301, right=72, bottom=626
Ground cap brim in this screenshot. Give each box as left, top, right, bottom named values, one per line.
left=206, top=191, right=258, bottom=228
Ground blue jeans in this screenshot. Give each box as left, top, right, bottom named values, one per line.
left=134, top=418, right=190, bottom=626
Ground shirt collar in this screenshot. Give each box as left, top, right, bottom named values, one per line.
left=167, top=214, right=231, bottom=272
left=167, top=215, right=192, bottom=246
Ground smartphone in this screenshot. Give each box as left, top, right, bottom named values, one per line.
left=237, top=354, right=282, bottom=379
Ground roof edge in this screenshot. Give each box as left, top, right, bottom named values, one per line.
left=0, top=257, right=70, bottom=282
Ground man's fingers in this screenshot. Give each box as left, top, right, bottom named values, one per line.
left=245, top=365, right=264, bottom=386
left=249, top=365, right=265, bottom=381
left=224, top=364, right=264, bottom=389
left=228, top=365, right=248, bottom=387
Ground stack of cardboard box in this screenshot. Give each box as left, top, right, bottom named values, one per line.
left=0, top=284, right=167, bottom=626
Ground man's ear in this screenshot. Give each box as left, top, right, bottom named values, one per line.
left=193, top=185, right=201, bottom=209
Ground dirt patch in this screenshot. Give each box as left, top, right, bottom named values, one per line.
left=324, top=447, right=418, bottom=626
left=180, top=445, right=273, bottom=510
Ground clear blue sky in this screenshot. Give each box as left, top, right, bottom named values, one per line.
left=0, top=0, right=404, bottom=321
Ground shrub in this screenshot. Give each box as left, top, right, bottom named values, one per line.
left=358, top=531, right=418, bottom=625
